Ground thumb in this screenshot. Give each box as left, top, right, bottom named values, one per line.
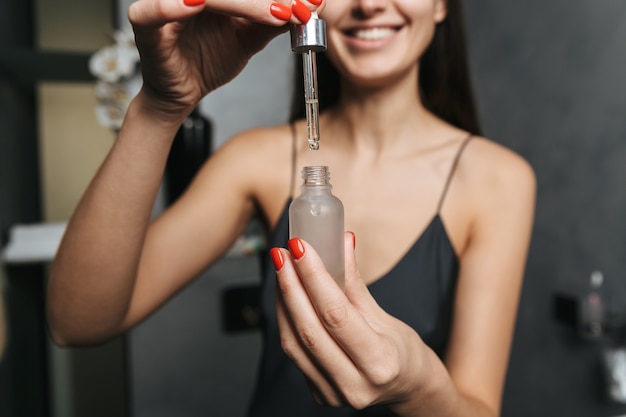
left=343, top=232, right=373, bottom=303
left=343, top=232, right=388, bottom=328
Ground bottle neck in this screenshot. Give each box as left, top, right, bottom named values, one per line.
left=302, top=165, right=331, bottom=186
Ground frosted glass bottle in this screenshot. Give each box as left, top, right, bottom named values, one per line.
left=289, top=166, right=345, bottom=289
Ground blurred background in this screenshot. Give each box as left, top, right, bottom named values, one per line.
left=1, top=0, right=626, bottom=416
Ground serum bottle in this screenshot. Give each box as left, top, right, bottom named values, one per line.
left=289, top=166, right=345, bottom=289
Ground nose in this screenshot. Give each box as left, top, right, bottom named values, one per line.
left=352, top=0, right=387, bottom=17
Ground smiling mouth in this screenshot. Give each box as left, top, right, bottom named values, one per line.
left=349, top=27, right=398, bottom=41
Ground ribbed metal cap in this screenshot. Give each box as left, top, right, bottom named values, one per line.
left=290, top=14, right=327, bottom=53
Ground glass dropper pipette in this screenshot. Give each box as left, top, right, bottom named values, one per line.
left=290, top=12, right=327, bottom=150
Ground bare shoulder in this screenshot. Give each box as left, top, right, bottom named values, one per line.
left=200, top=123, right=294, bottom=222
left=448, top=136, right=536, bottom=234
left=460, top=136, right=536, bottom=206
left=214, top=123, right=292, bottom=162
left=202, top=123, right=293, bottom=180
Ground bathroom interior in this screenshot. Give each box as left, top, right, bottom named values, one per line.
left=1, top=0, right=626, bottom=416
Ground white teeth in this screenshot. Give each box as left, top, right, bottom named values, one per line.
left=353, top=27, right=396, bottom=41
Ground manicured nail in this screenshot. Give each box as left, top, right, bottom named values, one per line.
left=287, top=238, right=305, bottom=259
left=308, top=0, right=322, bottom=6
left=270, top=248, right=284, bottom=270
left=270, top=2, right=292, bottom=21
left=183, top=0, right=205, bottom=6
left=291, top=0, right=312, bottom=23
left=349, top=231, right=356, bottom=249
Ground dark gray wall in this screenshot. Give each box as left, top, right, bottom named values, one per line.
left=0, top=0, right=40, bottom=231
left=129, top=257, right=262, bottom=417
left=0, top=1, right=46, bottom=416
left=465, top=1, right=626, bottom=416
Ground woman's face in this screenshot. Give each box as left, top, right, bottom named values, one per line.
left=320, top=0, right=447, bottom=88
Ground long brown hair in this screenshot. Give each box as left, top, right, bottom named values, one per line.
left=289, top=0, right=482, bottom=136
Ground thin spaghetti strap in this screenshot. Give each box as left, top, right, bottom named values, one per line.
left=436, top=133, right=473, bottom=213
left=289, top=122, right=297, bottom=198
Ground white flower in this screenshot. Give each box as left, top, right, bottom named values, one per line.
left=112, top=28, right=136, bottom=48
left=125, top=72, right=143, bottom=99
left=95, top=101, right=126, bottom=130
left=92, top=72, right=142, bottom=131
left=89, top=44, right=139, bottom=83
left=94, top=80, right=128, bottom=101
left=90, top=29, right=142, bottom=131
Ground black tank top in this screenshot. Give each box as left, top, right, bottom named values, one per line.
left=247, top=134, right=472, bottom=417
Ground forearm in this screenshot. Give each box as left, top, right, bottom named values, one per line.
left=47, top=93, right=187, bottom=346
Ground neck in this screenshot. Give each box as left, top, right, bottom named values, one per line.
left=326, top=68, right=439, bottom=152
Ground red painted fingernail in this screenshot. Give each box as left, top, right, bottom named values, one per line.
left=349, top=231, right=356, bottom=249
left=288, top=238, right=305, bottom=259
left=270, top=2, right=292, bottom=21
left=270, top=248, right=285, bottom=270
left=183, top=0, right=205, bottom=6
left=291, top=0, right=312, bottom=23
left=308, top=0, right=322, bottom=6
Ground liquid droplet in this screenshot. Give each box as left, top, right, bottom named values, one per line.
left=310, top=204, right=321, bottom=216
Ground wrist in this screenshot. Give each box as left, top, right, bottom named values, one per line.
left=387, top=346, right=454, bottom=417
left=129, top=87, right=196, bottom=130
left=114, top=92, right=192, bottom=156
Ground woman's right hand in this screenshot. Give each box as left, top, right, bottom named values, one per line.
left=128, top=0, right=317, bottom=122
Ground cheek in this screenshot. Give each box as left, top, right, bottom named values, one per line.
left=318, top=0, right=346, bottom=27
left=433, top=0, right=447, bottom=22
left=397, top=0, right=443, bottom=23
left=322, top=33, right=345, bottom=72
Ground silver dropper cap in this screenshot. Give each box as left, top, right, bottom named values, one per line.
left=290, top=12, right=327, bottom=53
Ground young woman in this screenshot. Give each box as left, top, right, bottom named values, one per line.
left=47, top=0, right=536, bottom=415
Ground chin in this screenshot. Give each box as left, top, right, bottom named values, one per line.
left=343, top=62, right=416, bottom=89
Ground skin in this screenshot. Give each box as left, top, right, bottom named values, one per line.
left=46, top=0, right=536, bottom=415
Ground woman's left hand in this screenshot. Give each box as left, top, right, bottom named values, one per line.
left=271, top=233, right=430, bottom=409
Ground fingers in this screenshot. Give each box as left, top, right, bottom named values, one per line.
left=274, top=289, right=346, bottom=405
left=273, top=246, right=357, bottom=368
left=273, top=247, right=355, bottom=405
left=128, top=0, right=321, bottom=30
left=273, top=238, right=412, bottom=407
left=302, top=239, right=393, bottom=364
left=128, top=0, right=206, bottom=28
